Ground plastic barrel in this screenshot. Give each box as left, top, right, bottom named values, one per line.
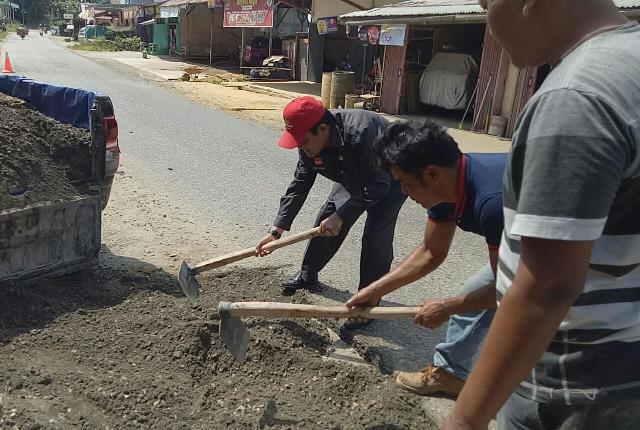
left=330, top=71, right=356, bottom=109
left=345, top=94, right=362, bottom=109
left=321, top=72, right=333, bottom=108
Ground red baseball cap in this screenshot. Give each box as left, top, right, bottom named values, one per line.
left=278, top=96, right=326, bottom=149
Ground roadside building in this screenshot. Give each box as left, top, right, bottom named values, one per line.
left=0, top=1, right=18, bottom=22
left=154, top=0, right=310, bottom=73
left=338, top=0, right=640, bottom=137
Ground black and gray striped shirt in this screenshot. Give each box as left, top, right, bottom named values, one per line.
left=498, top=23, right=640, bottom=405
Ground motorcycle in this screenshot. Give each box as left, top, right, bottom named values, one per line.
left=17, top=26, right=28, bottom=39
left=39, top=30, right=43, bottom=36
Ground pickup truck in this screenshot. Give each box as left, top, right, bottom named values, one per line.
left=0, top=75, right=120, bottom=283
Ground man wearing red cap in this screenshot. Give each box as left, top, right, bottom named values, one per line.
left=256, top=96, right=406, bottom=325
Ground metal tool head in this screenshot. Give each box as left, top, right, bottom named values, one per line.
left=178, top=261, right=200, bottom=304
left=218, top=302, right=250, bottom=364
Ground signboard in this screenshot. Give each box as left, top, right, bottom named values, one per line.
left=358, top=25, right=380, bottom=45
left=380, top=24, right=407, bottom=46
left=160, top=6, right=179, bottom=18
left=207, top=0, right=222, bottom=8
left=63, top=13, right=74, bottom=19
left=316, top=16, right=337, bottom=35
left=223, top=0, right=274, bottom=28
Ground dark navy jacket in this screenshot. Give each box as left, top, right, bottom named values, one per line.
left=274, top=109, right=393, bottom=230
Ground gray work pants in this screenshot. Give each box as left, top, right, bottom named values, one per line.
left=498, top=391, right=640, bottom=430
left=299, top=181, right=406, bottom=290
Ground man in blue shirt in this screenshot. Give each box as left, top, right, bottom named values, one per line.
left=347, top=120, right=506, bottom=398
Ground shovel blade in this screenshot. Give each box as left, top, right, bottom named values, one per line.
left=178, top=261, right=200, bottom=304
left=220, top=316, right=249, bottom=364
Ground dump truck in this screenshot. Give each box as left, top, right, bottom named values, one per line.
left=0, top=75, right=120, bottom=283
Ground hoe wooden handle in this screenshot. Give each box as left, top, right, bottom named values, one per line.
left=221, top=302, right=420, bottom=320
left=194, top=227, right=321, bottom=274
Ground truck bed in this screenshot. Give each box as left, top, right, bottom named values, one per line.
left=0, top=195, right=102, bottom=283
left=0, top=76, right=119, bottom=284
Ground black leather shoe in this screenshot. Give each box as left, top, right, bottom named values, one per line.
left=280, top=272, right=318, bottom=291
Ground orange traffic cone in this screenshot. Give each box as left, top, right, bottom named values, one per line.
left=2, top=52, right=15, bottom=74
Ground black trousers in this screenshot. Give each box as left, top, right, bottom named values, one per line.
left=299, top=180, right=407, bottom=290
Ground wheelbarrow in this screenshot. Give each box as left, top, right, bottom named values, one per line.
left=182, top=66, right=205, bottom=81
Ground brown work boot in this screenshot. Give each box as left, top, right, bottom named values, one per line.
left=396, top=365, right=465, bottom=398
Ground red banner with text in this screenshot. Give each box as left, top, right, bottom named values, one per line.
left=223, top=0, right=274, bottom=28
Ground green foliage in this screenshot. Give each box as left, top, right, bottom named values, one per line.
left=13, top=0, right=80, bottom=25
left=70, top=36, right=141, bottom=52
left=0, top=23, right=18, bottom=42
left=71, top=39, right=117, bottom=52
left=114, top=36, right=141, bottom=51
left=107, top=26, right=137, bottom=39
left=48, top=0, right=80, bottom=20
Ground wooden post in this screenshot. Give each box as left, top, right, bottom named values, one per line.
left=240, top=27, right=245, bottom=71
left=209, top=7, right=213, bottom=66
left=361, top=44, right=367, bottom=88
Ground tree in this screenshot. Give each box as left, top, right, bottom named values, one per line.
left=14, top=0, right=80, bottom=25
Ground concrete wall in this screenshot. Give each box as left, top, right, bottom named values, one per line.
left=181, top=5, right=260, bottom=58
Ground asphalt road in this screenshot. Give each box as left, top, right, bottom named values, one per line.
left=3, top=33, right=488, bottom=370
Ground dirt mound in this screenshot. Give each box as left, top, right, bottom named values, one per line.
left=0, top=93, right=92, bottom=211
left=0, top=261, right=433, bottom=429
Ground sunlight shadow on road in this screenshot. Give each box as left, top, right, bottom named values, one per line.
left=0, top=245, right=179, bottom=344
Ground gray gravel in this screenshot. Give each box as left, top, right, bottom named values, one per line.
left=4, top=33, right=488, bottom=371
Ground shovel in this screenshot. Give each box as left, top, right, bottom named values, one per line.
left=217, top=301, right=420, bottom=364
left=178, top=227, right=321, bottom=303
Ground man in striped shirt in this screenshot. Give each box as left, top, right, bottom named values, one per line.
left=446, top=1, right=640, bottom=429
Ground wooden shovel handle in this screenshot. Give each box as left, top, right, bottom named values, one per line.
left=194, top=227, right=321, bottom=274
left=222, top=302, right=420, bottom=320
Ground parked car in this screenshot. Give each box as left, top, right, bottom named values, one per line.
left=243, top=36, right=282, bottom=67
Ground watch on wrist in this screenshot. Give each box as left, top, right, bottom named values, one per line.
left=268, top=226, right=282, bottom=239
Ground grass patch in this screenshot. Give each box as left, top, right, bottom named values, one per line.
left=0, top=24, right=18, bottom=42
left=70, top=39, right=117, bottom=51
left=69, top=36, right=141, bottom=52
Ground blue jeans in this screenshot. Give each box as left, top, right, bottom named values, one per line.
left=432, top=264, right=495, bottom=380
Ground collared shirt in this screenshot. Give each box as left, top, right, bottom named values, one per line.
left=274, top=109, right=393, bottom=230
left=427, top=153, right=506, bottom=250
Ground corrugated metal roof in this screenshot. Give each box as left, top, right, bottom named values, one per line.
left=341, top=1, right=482, bottom=20
left=160, top=0, right=206, bottom=7
left=616, top=0, right=640, bottom=8
left=341, top=0, right=640, bottom=21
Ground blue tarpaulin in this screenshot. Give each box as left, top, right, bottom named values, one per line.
left=0, top=75, right=96, bottom=130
